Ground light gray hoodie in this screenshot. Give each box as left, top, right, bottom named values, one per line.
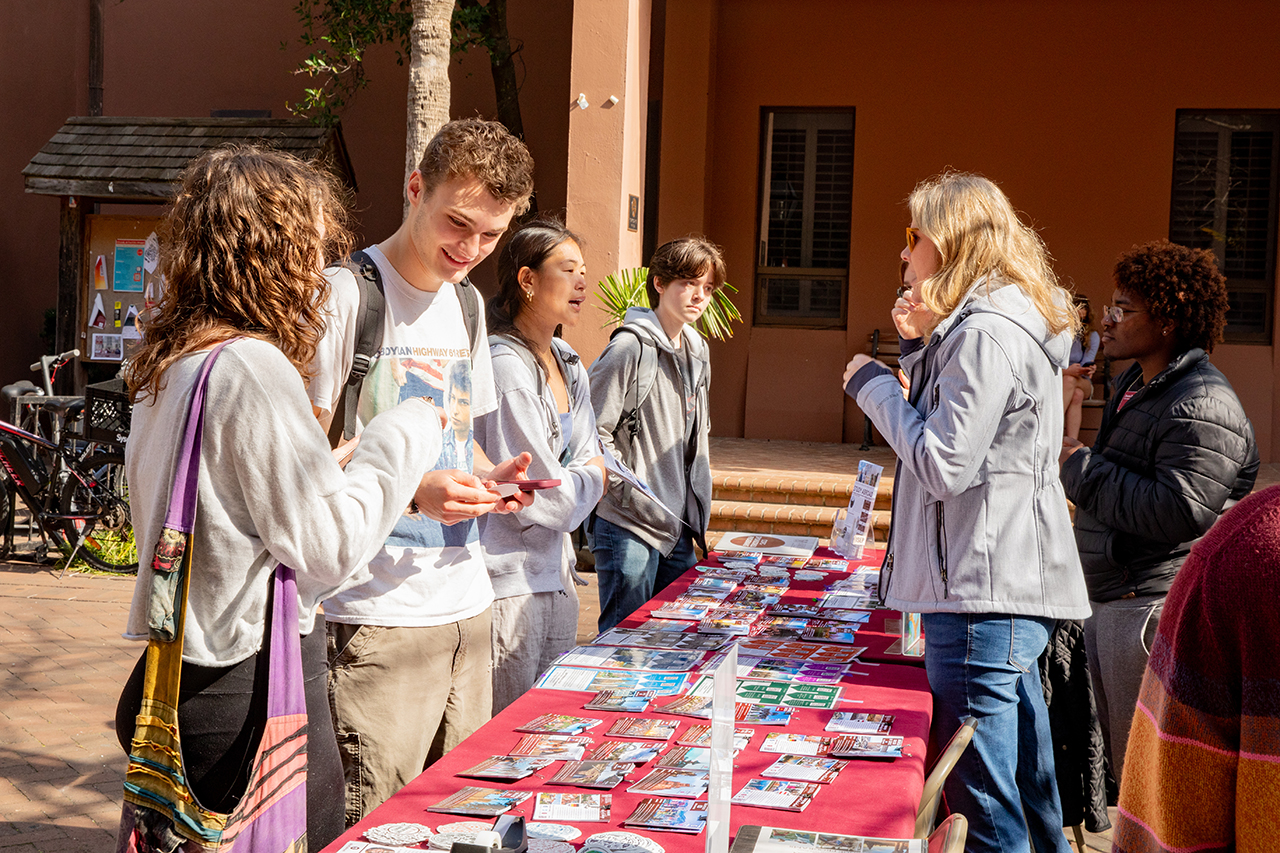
left=589, top=307, right=712, bottom=554
left=477, top=337, right=606, bottom=599
left=856, top=279, right=1091, bottom=619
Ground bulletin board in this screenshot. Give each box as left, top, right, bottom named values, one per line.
left=84, top=214, right=163, bottom=363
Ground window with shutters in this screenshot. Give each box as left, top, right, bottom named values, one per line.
left=1169, top=111, right=1280, bottom=344
left=754, top=110, right=854, bottom=327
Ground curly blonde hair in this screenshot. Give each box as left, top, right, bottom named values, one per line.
left=127, top=144, right=352, bottom=403
left=909, top=171, right=1079, bottom=337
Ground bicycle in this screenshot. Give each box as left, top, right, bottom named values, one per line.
left=0, top=351, right=137, bottom=573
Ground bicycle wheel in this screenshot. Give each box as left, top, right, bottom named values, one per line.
left=59, top=450, right=138, bottom=573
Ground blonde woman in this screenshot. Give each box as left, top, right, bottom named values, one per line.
left=844, top=172, right=1090, bottom=853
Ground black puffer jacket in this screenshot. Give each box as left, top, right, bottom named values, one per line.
left=1061, top=349, right=1258, bottom=602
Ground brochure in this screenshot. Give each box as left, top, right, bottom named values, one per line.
left=828, top=734, right=905, bottom=760
left=605, top=717, right=680, bottom=741
left=688, top=577, right=739, bottom=595
left=458, top=755, right=553, bottom=781
left=715, top=533, right=818, bottom=560
left=651, top=600, right=720, bottom=621
left=593, top=628, right=726, bottom=652
left=508, top=734, right=594, bottom=760
left=638, top=618, right=695, bottom=632
left=552, top=646, right=706, bottom=673
left=801, top=625, right=863, bottom=645
left=730, top=779, right=820, bottom=812
left=820, top=591, right=878, bottom=610
left=535, top=667, right=689, bottom=695
left=585, top=690, right=657, bottom=713
left=656, top=746, right=710, bottom=770
left=426, top=787, right=532, bottom=817
left=587, top=740, right=663, bottom=764
left=728, top=825, right=924, bottom=853
left=533, top=792, right=612, bottom=822
left=727, top=589, right=782, bottom=608
left=698, top=608, right=764, bottom=637
left=825, top=712, right=895, bottom=735
left=677, top=724, right=753, bottom=752
left=628, top=767, right=710, bottom=798
left=515, top=714, right=603, bottom=735
left=758, top=733, right=832, bottom=756
left=624, top=797, right=708, bottom=834
left=655, top=693, right=714, bottom=719
left=736, top=704, right=793, bottom=725
left=547, top=761, right=633, bottom=790
left=809, top=608, right=872, bottom=624
left=805, top=557, right=852, bottom=570
left=735, top=638, right=864, bottom=664
left=738, top=657, right=848, bottom=685
left=735, top=681, right=842, bottom=710
left=759, top=755, right=847, bottom=784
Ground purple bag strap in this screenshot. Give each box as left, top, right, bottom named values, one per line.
left=162, top=340, right=235, bottom=533
left=159, top=338, right=305, bottom=718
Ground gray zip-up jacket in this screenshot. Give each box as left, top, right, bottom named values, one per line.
left=589, top=307, right=712, bottom=554
left=855, top=279, right=1091, bottom=619
left=477, top=337, right=606, bottom=599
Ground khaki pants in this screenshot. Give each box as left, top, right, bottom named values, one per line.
left=490, top=585, right=579, bottom=714
left=327, top=610, right=493, bottom=826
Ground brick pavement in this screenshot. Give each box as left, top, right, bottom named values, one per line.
left=0, top=560, right=136, bottom=851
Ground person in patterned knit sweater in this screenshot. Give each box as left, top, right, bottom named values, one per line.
left=1112, top=483, right=1280, bottom=852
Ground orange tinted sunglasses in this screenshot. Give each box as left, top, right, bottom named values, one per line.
left=906, top=227, right=925, bottom=252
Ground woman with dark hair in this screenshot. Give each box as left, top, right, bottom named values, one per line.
left=844, top=171, right=1090, bottom=853
left=477, top=219, right=607, bottom=712
left=1062, top=294, right=1100, bottom=440
left=116, top=145, right=448, bottom=848
left=1061, top=238, right=1258, bottom=785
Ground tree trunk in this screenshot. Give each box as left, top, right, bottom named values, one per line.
left=405, top=0, right=454, bottom=216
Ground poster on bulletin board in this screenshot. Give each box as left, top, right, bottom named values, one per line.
left=84, top=215, right=162, bottom=363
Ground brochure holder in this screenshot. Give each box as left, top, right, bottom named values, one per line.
left=453, top=815, right=528, bottom=853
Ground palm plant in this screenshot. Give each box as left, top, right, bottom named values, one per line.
left=596, top=267, right=743, bottom=340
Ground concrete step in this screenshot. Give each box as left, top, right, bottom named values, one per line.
left=712, top=472, right=894, bottom=511
left=708, top=497, right=892, bottom=542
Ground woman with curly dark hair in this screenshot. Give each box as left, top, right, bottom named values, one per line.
left=1060, top=238, right=1259, bottom=786
left=116, top=145, right=448, bottom=848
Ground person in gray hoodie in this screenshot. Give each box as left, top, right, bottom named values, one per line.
left=589, top=237, right=724, bottom=632
left=476, top=221, right=607, bottom=712
left=845, top=172, right=1090, bottom=853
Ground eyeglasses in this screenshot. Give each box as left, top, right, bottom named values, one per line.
left=906, top=227, right=925, bottom=252
left=1101, top=305, right=1147, bottom=324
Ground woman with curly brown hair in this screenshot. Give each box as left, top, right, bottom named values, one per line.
left=115, top=145, right=448, bottom=848
left=1061, top=238, right=1259, bottom=786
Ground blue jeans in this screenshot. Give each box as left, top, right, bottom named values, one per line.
left=922, top=612, right=1069, bottom=853
left=592, top=516, right=696, bottom=632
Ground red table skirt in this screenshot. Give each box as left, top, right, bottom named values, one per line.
left=322, top=548, right=933, bottom=851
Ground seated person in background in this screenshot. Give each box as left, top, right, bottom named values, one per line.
left=1111, top=483, right=1280, bottom=852
left=588, top=237, right=725, bottom=632
left=1060, top=239, right=1258, bottom=786
left=476, top=220, right=607, bottom=713
left=1063, top=294, right=1099, bottom=440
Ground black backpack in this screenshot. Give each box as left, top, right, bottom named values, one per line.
left=333, top=249, right=481, bottom=441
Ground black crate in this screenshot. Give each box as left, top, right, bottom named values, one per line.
left=85, top=379, right=132, bottom=446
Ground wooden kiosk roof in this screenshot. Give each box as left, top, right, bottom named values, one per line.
left=22, top=116, right=356, bottom=201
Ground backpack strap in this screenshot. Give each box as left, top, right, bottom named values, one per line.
left=611, top=326, right=659, bottom=448
left=336, top=254, right=481, bottom=442
left=340, top=249, right=384, bottom=441
left=457, top=277, right=482, bottom=359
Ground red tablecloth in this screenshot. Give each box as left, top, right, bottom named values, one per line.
left=322, top=548, right=933, bottom=851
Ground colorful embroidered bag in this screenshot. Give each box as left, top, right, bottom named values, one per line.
left=117, top=341, right=308, bottom=852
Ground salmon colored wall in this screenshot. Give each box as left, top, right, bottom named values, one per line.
left=659, top=0, right=1280, bottom=456
left=563, top=0, right=652, bottom=365
left=0, top=0, right=573, bottom=384
left=0, top=4, right=91, bottom=382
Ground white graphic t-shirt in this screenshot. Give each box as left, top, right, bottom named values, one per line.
left=309, top=244, right=498, bottom=626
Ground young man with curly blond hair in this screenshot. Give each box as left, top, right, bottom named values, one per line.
left=308, top=118, right=535, bottom=823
